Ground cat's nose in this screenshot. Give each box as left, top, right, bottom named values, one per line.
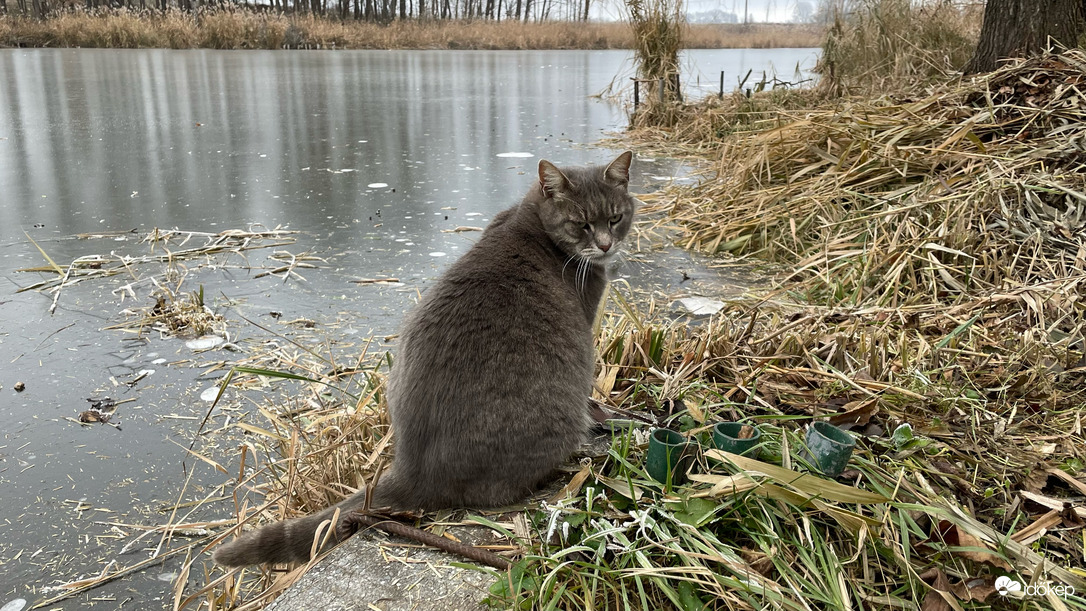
left=599, top=242, right=611, bottom=252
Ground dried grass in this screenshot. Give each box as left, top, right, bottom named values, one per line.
left=594, top=46, right=1086, bottom=610
left=0, top=8, right=824, bottom=50
left=664, top=50, right=1086, bottom=308
left=17, top=227, right=298, bottom=318
left=195, top=281, right=1086, bottom=610
left=624, top=0, right=685, bottom=128
left=816, top=0, right=982, bottom=95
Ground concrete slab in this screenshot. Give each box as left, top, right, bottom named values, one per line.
left=265, top=529, right=497, bottom=611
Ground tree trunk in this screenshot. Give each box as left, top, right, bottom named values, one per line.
left=581, top=0, right=588, bottom=20
left=966, top=0, right=1086, bottom=73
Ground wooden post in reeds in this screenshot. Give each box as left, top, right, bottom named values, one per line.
left=719, top=71, right=724, bottom=100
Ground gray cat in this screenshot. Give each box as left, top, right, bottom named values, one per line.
left=213, top=151, right=636, bottom=567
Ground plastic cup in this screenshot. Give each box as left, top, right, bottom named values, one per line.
left=646, top=428, right=694, bottom=489
left=804, top=421, right=856, bottom=477
left=712, top=422, right=762, bottom=457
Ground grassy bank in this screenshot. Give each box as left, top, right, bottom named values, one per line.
left=601, top=41, right=1086, bottom=608
left=0, top=10, right=824, bottom=50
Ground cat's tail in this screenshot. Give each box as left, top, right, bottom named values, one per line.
left=212, top=472, right=403, bottom=567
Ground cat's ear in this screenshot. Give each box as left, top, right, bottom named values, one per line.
left=538, top=160, right=572, bottom=199
left=604, top=151, right=633, bottom=188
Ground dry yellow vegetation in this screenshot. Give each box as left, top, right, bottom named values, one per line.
left=0, top=9, right=824, bottom=49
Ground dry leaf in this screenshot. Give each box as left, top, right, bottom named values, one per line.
left=827, top=398, right=878, bottom=428
left=929, top=520, right=1012, bottom=570
left=919, top=567, right=954, bottom=611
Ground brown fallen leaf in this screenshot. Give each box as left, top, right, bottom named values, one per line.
left=78, top=410, right=111, bottom=424
left=925, top=520, right=1012, bottom=570
left=827, top=398, right=878, bottom=428
left=739, top=546, right=775, bottom=577
left=918, top=567, right=955, bottom=611
left=950, top=577, right=997, bottom=603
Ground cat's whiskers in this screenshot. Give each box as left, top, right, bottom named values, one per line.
left=576, top=256, right=588, bottom=296
left=561, top=255, right=578, bottom=282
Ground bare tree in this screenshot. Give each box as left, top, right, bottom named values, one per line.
left=966, top=0, right=1086, bottom=73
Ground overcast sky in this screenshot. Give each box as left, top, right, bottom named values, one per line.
left=596, top=0, right=799, bottom=23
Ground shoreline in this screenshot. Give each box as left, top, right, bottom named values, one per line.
left=0, top=12, right=824, bottom=50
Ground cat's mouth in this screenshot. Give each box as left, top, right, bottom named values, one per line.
left=581, top=249, right=620, bottom=265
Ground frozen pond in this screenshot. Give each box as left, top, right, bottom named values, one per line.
left=0, top=47, right=817, bottom=608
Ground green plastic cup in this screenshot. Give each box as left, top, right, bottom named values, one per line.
left=646, top=428, right=693, bottom=489
left=804, top=421, right=856, bottom=477
left=712, top=422, right=762, bottom=457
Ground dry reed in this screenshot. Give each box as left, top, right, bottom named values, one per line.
left=0, top=8, right=824, bottom=50
left=590, top=46, right=1086, bottom=609
left=196, top=280, right=1086, bottom=609
left=816, top=0, right=982, bottom=95
left=663, top=50, right=1086, bottom=306
left=624, top=0, right=685, bottom=127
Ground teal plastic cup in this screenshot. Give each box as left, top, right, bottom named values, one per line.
left=712, top=422, right=761, bottom=457
left=804, top=421, right=856, bottom=477
left=646, top=428, right=694, bottom=489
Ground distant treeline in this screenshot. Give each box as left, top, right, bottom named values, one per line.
left=2, top=0, right=596, bottom=23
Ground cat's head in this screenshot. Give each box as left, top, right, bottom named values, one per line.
left=536, top=151, right=637, bottom=265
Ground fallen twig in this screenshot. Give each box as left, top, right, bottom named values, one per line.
left=343, top=512, right=512, bottom=571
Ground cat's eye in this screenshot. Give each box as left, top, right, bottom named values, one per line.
left=609, top=214, right=623, bottom=224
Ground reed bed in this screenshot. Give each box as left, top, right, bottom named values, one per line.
left=574, top=46, right=1086, bottom=611
left=0, top=8, right=824, bottom=50
left=663, top=50, right=1086, bottom=307
left=816, top=0, right=982, bottom=95
left=625, top=0, right=685, bottom=127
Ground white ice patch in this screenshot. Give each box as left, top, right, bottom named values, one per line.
left=428, top=252, right=447, bottom=257
left=367, top=182, right=389, bottom=188
left=185, top=336, right=225, bottom=351
left=675, top=297, right=725, bottom=316
left=1, top=600, right=27, bottom=611
left=496, top=152, right=534, bottom=158
left=200, top=387, right=221, bottom=402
